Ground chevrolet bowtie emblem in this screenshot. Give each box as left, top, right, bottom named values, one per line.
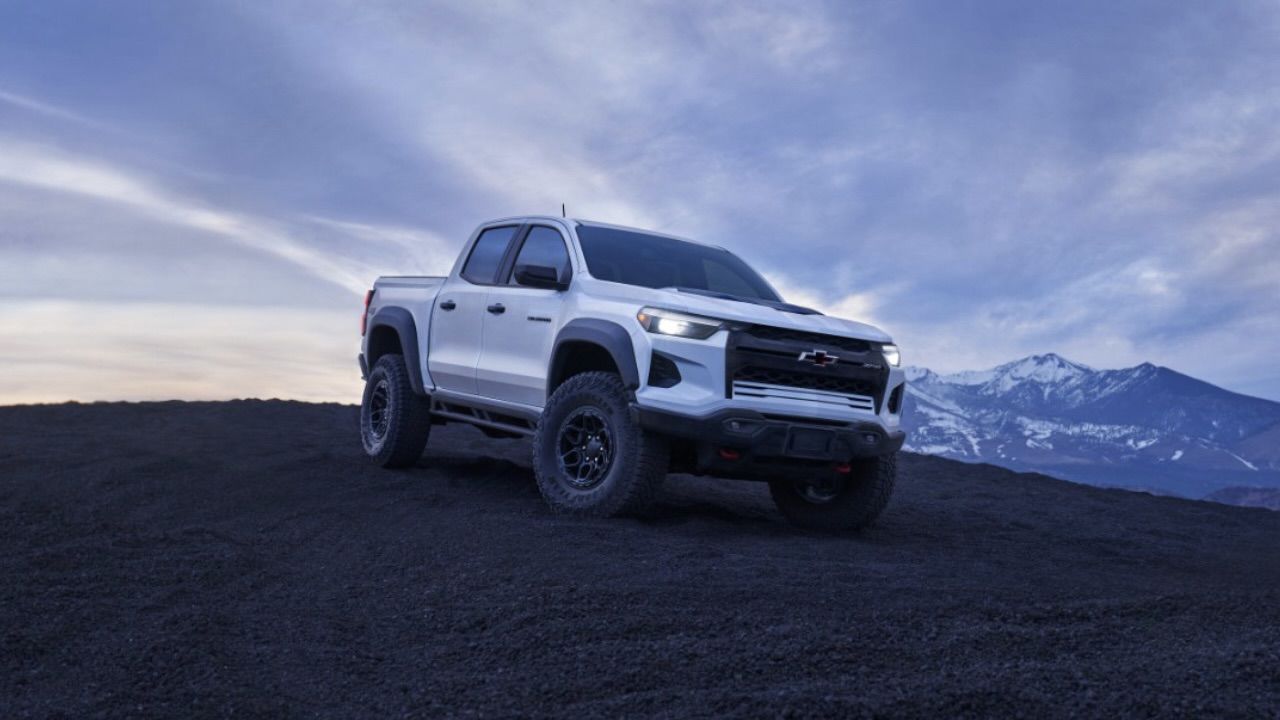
left=798, top=350, right=839, bottom=367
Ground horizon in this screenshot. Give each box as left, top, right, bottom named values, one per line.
left=2, top=1, right=1279, bottom=404
left=4, top=349, right=1275, bottom=410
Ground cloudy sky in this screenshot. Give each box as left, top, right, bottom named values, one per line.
left=2, top=0, right=1278, bottom=404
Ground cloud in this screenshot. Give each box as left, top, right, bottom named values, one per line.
left=0, top=141, right=458, bottom=295
left=0, top=88, right=108, bottom=129
left=0, top=0, right=1278, bottom=401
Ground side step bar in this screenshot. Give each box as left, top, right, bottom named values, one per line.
left=428, top=393, right=539, bottom=437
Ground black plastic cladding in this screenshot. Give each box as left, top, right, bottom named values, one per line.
left=888, top=384, right=905, bottom=414
left=648, top=352, right=682, bottom=388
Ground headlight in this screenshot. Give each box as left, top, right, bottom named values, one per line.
left=636, top=307, right=725, bottom=340
left=881, top=343, right=900, bottom=367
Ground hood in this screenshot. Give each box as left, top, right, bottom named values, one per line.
left=583, top=279, right=893, bottom=344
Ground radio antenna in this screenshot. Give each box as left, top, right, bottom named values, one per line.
left=561, top=203, right=566, bottom=218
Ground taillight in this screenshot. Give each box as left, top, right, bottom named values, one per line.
left=360, top=289, right=374, bottom=336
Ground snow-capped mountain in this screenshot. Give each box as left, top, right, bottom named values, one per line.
left=902, top=354, right=1280, bottom=499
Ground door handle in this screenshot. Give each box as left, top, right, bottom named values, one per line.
left=439, top=300, right=457, bottom=311
left=486, top=303, right=506, bottom=315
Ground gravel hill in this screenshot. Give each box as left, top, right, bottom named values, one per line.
left=2, top=401, right=1278, bottom=718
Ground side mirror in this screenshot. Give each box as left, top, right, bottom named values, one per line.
left=514, top=264, right=567, bottom=290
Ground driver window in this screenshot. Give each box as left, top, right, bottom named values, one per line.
left=512, top=226, right=572, bottom=285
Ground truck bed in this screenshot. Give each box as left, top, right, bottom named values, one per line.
left=373, top=275, right=446, bottom=289
left=367, top=275, right=447, bottom=392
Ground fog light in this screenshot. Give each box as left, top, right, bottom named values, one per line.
left=718, top=448, right=741, bottom=461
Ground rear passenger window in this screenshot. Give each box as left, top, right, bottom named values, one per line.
left=512, top=226, right=572, bottom=284
left=461, top=226, right=518, bottom=284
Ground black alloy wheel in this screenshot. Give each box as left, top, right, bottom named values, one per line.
left=531, top=371, right=668, bottom=517
left=364, top=378, right=391, bottom=445
left=557, top=407, right=615, bottom=489
left=359, top=353, right=431, bottom=468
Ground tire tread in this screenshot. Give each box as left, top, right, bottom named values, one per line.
left=769, top=453, right=896, bottom=531
left=533, top=371, right=667, bottom=517
left=362, top=354, right=431, bottom=469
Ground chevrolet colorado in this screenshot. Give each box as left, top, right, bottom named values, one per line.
left=358, top=217, right=906, bottom=530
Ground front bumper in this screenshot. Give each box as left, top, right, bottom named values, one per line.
left=635, top=405, right=905, bottom=473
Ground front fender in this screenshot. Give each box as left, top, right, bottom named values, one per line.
left=550, top=318, right=641, bottom=392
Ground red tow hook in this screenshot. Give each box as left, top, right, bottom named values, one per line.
left=834, top=462, right=852, bottom=474
left=718, top=448, right=741, bottom=461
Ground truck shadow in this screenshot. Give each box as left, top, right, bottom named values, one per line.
left=411, top=428, right=909, bottom=541
left=409, top=453, right=880, bottom=538
left=410, top=448, right=859, bottom=539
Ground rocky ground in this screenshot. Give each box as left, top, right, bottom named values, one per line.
left=2, top=401, right=1278, bottom=718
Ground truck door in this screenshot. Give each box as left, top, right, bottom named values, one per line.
left=475, top=224, right=573, bottom=406
left=427, top=224, right=519, bottom=395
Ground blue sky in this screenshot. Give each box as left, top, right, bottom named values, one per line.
left=2, top=0, right=1279, bottom=403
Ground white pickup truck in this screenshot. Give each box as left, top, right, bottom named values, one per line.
left=359, top=217, right=906, bottom=530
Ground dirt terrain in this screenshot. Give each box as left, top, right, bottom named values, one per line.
left=2, top=401, right=1278, bottom=718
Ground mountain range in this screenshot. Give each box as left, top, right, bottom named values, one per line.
left=901, top=353, right=1280, bottom=502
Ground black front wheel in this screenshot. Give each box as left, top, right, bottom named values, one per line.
left=768, top=453, right=896, bottom=531
left=360, top=354, right=431, bottom=468
left=532, top=372, right=668, bottom=517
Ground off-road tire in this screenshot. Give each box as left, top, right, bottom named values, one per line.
left=533, top=372, right=668, bottom=517
left=360, top=354, right=431, bottom=468
left=769, top=453, right=896, bottom=531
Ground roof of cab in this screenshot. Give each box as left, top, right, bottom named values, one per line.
left=479, top=215, right=719, bottom=249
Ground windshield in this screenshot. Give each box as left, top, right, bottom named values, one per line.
left=575, top=225, right=781, bottom=302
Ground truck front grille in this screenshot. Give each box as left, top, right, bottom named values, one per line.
left=741, top=325, right=874, bottom=354
left=733, top=366, right=879, bottom=396
left=725, top=326, right=888, bottom=412
left=731, top=379, right=876, bottom=412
